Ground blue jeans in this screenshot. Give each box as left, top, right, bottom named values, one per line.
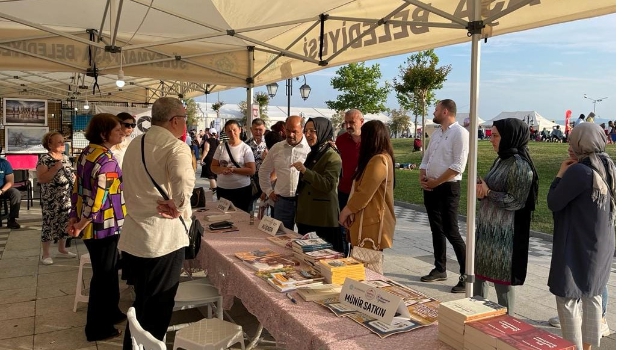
left=273, top=196, right=296, bottom=230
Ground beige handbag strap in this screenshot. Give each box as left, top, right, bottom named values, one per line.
left=353, top=155, right=390, bottom=249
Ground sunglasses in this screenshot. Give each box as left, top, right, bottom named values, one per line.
left=121, top=122, right=136, bottom=129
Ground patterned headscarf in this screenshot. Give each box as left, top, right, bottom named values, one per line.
left=493, top=118, right=539, bottom=211
left=569, top=122, right=616, bottom=222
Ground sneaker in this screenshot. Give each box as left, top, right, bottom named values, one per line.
left=548, top=316, right=561, bottom=328
left=451, top=275, right=466, bottom=293
left=7, top=219, right=20, bottom=229
left=420, top=269, right=447, bottom=282
left=40, top=257, right=53, bottom=265
left=601, top=318, right=611, bottom=337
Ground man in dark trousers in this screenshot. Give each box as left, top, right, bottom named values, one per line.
left=418, top=99, right=469, bottom=293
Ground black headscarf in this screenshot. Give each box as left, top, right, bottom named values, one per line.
left=493, top=118, right=539, bottom=211
left=303, top=117, right=335, bottom=169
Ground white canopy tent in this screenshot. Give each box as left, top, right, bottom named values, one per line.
left=482, top=111, right=561, bottom=131
left=0, top=0, right=616, bottom=297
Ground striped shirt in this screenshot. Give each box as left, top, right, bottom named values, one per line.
left=70, top=144, right=126, bottom=240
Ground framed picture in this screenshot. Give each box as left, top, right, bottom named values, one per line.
left=4, top=126, right=48, bottom=154
left=3, top=98, right=48, bottom=126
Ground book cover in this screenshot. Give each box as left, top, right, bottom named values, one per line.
left=266, top=278, right=324, bottom=292
left=465, top=315, right=536, bottom=348
left=235, top=249, right=280, bottom=261
left=406, top=299, right=439, bottom=325
left=267, top=233, right=301, bottom=248
left=242, top=255, right=299, bottom=272
left=296, top=284, right=343, bottom=301
left=304, top=249, right=344, bottom=259
left=497, top=328, right=576, bottom=350
left=269, top=268, right=324, bottom=286
left=439, top=296, right=507, bottom=323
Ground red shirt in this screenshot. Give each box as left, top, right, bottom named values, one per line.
left=336, top=132, right=360, bottom=194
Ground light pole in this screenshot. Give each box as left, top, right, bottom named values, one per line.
left=266, top=76, right=311, bottom=117
left=583, top=94, right=608, bottom=114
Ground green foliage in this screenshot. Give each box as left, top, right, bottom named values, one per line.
left=391, top=138, right=616, bottom=235
left=183, top=97, right=199, bottom=127
left=393, top=50, right=451, bottom=136
left=326, top=62, right=391, bottom=114
left=330, top=111, right=346, bottom=134
left=212, top=101, right=224, bottom=112
left=388, top=109, right=412, bottom=138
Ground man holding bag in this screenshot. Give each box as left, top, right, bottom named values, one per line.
left=118, top=97, right=196, bottom=349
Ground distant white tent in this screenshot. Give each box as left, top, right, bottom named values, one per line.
left=456, top=113, right=486, bottom=128
left=482, top=111, right=561, bottom=131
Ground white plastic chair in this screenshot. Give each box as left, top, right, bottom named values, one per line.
left=173, top=279, right=223, bottom=320
left=127, top=307, right=167, bottom=350
left=73, top=253, right=91, bottom=312
left=173, top=317, right=245, bottom=350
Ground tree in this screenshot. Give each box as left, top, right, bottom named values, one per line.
left=238, top=92, right=271, bottom=124
left=387, top=109, right=412, bottom=138
left=393, top=50, right=451, bottom=145
left=183, top=97, right=200, bottom=128
left=326, top=62, right=391, bottom=114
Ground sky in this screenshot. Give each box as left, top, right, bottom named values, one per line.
left=196, top=13, right=616, bottom=124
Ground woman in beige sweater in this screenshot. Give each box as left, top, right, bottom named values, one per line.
left=338, top=120, right=396, bottom=266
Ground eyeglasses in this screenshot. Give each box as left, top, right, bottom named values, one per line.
left=172, top=115, right=187, bottom=121
left=121, top=122, right=136, bottom=129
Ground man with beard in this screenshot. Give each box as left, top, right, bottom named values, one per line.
left=418, top=99, right=469, bottom=293
left=258, top=115, right=310, bottom=230
left=335, top=109, right=365, bottom=253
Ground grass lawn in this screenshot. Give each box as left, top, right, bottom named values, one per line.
left=391, top=138, right=616, bottom=234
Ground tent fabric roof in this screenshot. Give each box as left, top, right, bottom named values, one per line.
left=0, top=0, right=615, bottom=103
left=481, top=111, right=561, bottom=130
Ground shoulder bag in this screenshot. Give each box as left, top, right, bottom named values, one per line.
left=225, top=142, right=260, bottom=198
left=190, top=187, right=206, bottom=208
left=349, top=156, right=390, bottom=275
left=141, top=135, right=203, bottom=260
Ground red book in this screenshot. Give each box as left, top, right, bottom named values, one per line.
left=497, top=328, right=575, bottom=350
left=465, top=315, right=536, bottom=347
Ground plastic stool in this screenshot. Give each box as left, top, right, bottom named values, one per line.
left=73, top=253, right=91, bottom=312
left=173, top=318, right=245, bottom=350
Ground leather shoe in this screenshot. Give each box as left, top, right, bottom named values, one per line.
left=420, top=268, right=447, bottom=282
left=7, top=220, right=20, bottom=229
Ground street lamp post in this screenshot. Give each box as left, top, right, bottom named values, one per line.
left=583, top=94, right=608, bottom=114
left=266, top=76, right=311, bottom=117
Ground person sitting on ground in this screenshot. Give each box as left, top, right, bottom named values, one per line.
left=0, top=147, right=23, bottom=229
left=550, top=126, right=564, bottom=142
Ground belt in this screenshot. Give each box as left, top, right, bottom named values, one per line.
left=277, top=195, right=297, bottom=201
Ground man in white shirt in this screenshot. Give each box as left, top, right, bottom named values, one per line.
left=418, top=99, right=470, bottom=294
left=119, top=97, right=196, bottom=348
left=258, top=115, right=310, bottom=230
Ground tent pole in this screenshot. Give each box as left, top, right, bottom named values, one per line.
left=246, top=47, right=255, bottom=130
left=465, top=0, right=482, bottom=298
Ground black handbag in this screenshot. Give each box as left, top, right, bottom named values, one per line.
left=191, top=187, right=206, bottom=208
left=141, top=135, right=203, bottom=260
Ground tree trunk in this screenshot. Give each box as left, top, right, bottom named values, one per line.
left=413, top=113, right=418, bottom=138
left=421, top=96, right=426, bottom=154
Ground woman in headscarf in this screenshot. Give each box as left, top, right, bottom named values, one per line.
left=547, top=122, right=615, bottom=350
left=475, top=118, right=539, bottom=315
left=291, top=117, right=343, bottom=252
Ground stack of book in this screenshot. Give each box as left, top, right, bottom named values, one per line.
left=266, top=233, right=301, bottom=249
left=294, top=248, right=344, bottom=269
left=296, top=284, right=343, bottom=301
left=317, top=257, right=366, bottom=284
left=291, top=238, right=333, bottom=254
left=464, top=314, right=536, bottom=350
left=234, top=249, right=299, bottom=272
left=437, top=296, right=508, bottom=350
left=496, top=328, right=575, bottom=350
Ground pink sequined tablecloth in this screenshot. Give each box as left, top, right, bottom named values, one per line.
left=192, top=207, right=453, bottom=350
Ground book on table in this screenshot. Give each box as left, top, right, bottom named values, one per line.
left=296, top=284, right=343, bottom=301
left=242, top=255, right=299, bottom=272
left=254, top=266, right=324, bottom=292
left=291, top=238, right=333, bottom=252
left=438, top=296, right=508, bottom=324
left=464, top=314, right=536, bottom=349
left=496, top=327, right=576, bottom=350
left=234, top=249, right=280, bottom=261
left=266, top=233, right=301, bottom=249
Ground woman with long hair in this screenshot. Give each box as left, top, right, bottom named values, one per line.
left=36, top=131, right=76, bottom=265
left=475, top=118, right=539, bottom=315
left=338, top=120, right=396, bottom=272
left=292, top=117, right=343, bottom=251
left=68, top=113, right=127, bottom=342
left=547, top=122, right=615, bottom=350
left=210, top=120, right=256, bottom=212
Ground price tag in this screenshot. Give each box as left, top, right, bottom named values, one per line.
left=216, top=198, right=236, bottom=213
left=258, top=216, right=283, bottom=236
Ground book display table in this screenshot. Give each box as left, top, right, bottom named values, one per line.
left=192, top=204, right=453, bottom=350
